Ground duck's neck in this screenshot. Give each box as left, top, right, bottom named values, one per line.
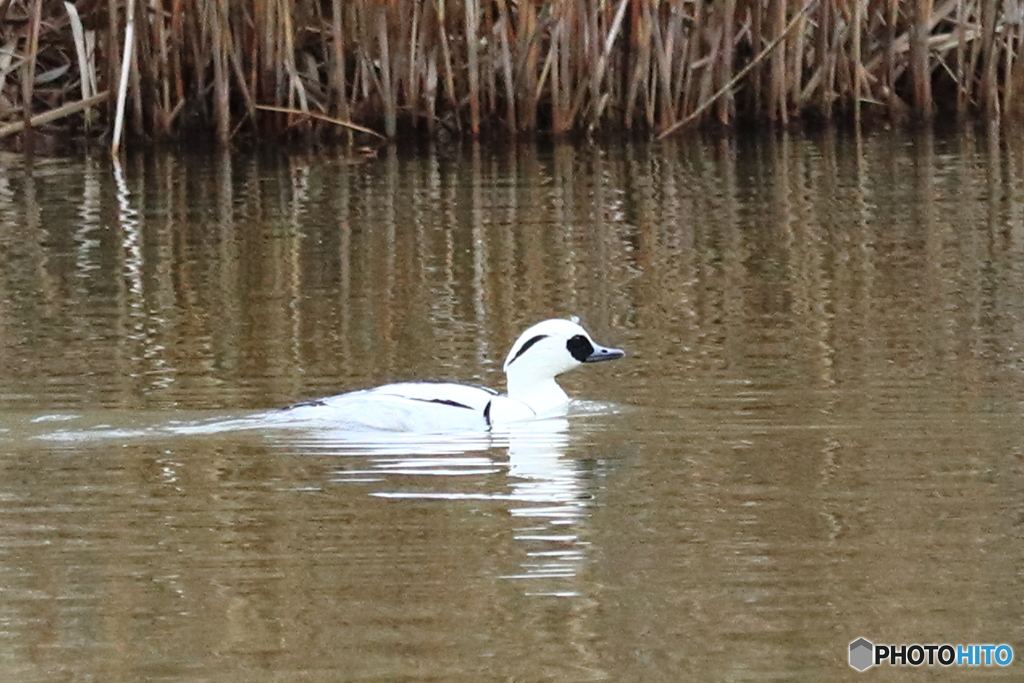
left=505, top=375, right=569, bottom=415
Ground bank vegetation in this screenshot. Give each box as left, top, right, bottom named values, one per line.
left=0, top=0, right=1020, bottom=148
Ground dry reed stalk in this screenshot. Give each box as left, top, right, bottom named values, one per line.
left=389, top=1, right=408, bottom=130
left=955, top=0, right=968, bottom=113
left=768, top=0, right=788, bottom=123
left=350, top=1, right=367, bottom=102
left=106, top=0, right=120, bottom=129
left=551, top=16, right=566, bottom=132
left=979, top=0, right=998, bottom=116
left=517, top=0, right=538, bottom=130
left=423, top=6, right=439, bottom=134
left=966, top=1, right=984, bottom=113
left=22, top=0, right=41, bottom=125
left=0, top=35, right=20, bottom=103
left=1002, top=16, right=1017, bottom=117
left=495, top=0, right=517, bottom=129
left=543, top=2, right=573, bottom=134
left=795, top=4, right=819, bottom=109
left=376, top=6, right=396, bottom=137
left=791, top=2, right=810, bottom=113
left=111, top=0, right=136, bottom=155
left=226, top=9, right=257, bottom=131
left=210, top=0, right=230, bottom=143
left=64, top=2, right=92, bottom=102
left=480, top=2, right=495, bottom=118
left=64, top=0, right=98, bottom=131
left=644, top=0, right=670, bottom=129
left=573, top=0, right=592, bottom=121
left=465, top=0, right=480, bottom=135
left=261, top=0, right=281, bottom=109
left=151, top=0, right=171, bottom=135
left=169, top=0, right=185, bottom=112
left=185, top=0, right=206, bottom=118
left=281, top=0, right=308, bottom=120
left=852, top=0, right=862, bottom=124
left=714, top=0, right=736, bottom=125
left=748, top=0, right=764, bottom=115
left=814, top=0, right=834, bottom=116
left=557, top=1, right=576, bottom=133
left=129, top=1, right=143, bottom=137
left=884, top=0, right=901, bottom=116
left=696, top=26, right=720, bottom=119
left=681, top=0, right=705, bottom=119
left=662, top=1, right=684, bottom=117
left=406, top=0, right=422, bottom=124
left=0, top=91, right=108, bottom=139
left=435, top=0, right=460, bottom=131
left=639, top=3, right=657, bottom=127
left=1006, top=4, right=1024, bottom=117
left=133, top=0, right=151, bottom=132
left=910, top=0, right=934, bottom=116
left=670, top=6, right=689, bottom=117
left=255, top=104, right=385, bottom=139
left=623, top=0, right=652, bottom=128
left=535, top=24, right=554, bottom=104
left=330, top=0, right=350, bottom=125
left=568, top=1, right=584, bottom=128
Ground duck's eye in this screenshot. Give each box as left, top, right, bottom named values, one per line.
left=566, top=334, right=594, bottom=362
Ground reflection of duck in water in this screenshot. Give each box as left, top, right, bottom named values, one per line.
left=276, top=318, right=624, bottom=433
left=354, top=414, right=594, bottom=593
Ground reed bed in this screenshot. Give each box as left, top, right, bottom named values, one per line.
left=0, top=0, right=1020, bottom=147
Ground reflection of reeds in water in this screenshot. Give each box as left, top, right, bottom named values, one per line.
left=1, top=1, right=1023, bottom=146
left=3, top=130, right=1024, bottom=409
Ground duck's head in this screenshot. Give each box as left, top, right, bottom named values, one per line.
left=502, top=318, right=624, bottom=414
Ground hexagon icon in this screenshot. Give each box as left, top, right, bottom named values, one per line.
left=849, top=638, right=874, bottom=671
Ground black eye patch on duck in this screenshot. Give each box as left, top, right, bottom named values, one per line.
left=507, top=334, right=549, bottom=365
left=566, top=334, right=595, bottom=362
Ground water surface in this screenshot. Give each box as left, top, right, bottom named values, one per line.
left=0, top=131, right=1023, bottom=681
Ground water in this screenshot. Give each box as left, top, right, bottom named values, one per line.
left=1, top=130, right=1023, bottom=681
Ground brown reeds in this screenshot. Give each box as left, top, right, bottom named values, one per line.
left=0, top=1, right=1022, bottom=147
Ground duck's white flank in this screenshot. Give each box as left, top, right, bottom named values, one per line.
left=275, top=318, right=624, bottom=432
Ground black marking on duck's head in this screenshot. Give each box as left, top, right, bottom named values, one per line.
left=507, top=334, right=549, bottom=366
left=566, top=334, right=595, bottom=362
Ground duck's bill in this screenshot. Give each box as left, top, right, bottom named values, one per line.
left=583, top=344, right=625, bottom=363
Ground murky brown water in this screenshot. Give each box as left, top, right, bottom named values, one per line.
left=1, top=130, right=1023, bottom=682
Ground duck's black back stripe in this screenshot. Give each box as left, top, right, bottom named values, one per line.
left=285, top=399, right=327, bottom=409
left=507, top=334, right=548, bottom=366
left=409, top=397, right=474, bottom=410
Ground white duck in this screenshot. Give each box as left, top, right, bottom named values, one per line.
left=271, top=318, right=624, bottom=433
